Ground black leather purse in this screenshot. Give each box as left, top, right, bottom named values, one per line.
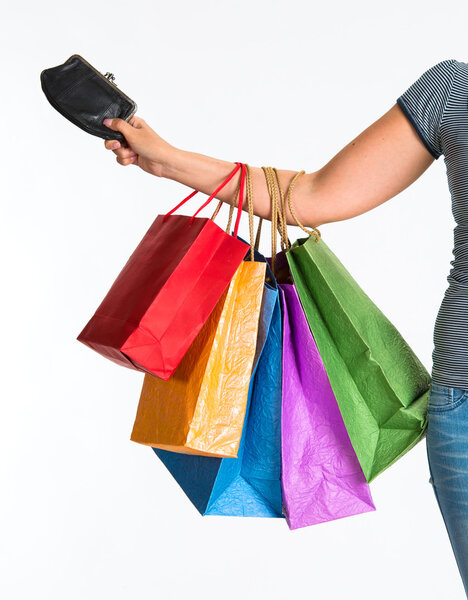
left=40, top=54, right=137, bottom=142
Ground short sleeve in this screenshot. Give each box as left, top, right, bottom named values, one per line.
left=396, top=59, right=457, bottom=159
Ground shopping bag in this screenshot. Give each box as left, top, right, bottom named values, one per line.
left=279, top=281, right=375, bottom=529
left=286, top=234, right=431, bottom=482
left=129, top=248, right=266, bottom=458
left=153, top=254, right=283, bottom=517
left=77, top=162, right=250, bottom=380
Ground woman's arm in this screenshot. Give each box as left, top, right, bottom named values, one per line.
left=102, top=103, right=434, bottom=228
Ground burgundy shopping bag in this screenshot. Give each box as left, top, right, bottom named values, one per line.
left=77, top=162, right=249, bottom=380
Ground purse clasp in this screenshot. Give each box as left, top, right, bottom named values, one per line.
left=104, top=72, right=117, bottom=85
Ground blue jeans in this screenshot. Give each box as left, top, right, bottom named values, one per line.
left=426, top=382, right=468, bottom=597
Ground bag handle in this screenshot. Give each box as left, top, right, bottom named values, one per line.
left=260, top=166, right=321, bottom=276
left=261, top=166, right=289, bottom=276
left=245, top=163, right=262, bottom=261
left=190, top=162, right=245, bottom=236
left=271, top=167, right=291, bottom=253
left=163, top=162, right=241, bottom=220
left=210, top=163, right=260, bottom=261
left=285, top=170, right=321, bottom=243
left=162, top=162, right=245, bottom=239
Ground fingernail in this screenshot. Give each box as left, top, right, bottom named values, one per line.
left=112, top=142, right=120, bottom=149
left=103, top=118, right=112, bottom=126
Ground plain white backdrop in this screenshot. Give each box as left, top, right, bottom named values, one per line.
left=2, top=0, right=468, bottom=598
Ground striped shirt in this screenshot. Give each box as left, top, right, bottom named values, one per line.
left=397, top=58, right=468, bottom=388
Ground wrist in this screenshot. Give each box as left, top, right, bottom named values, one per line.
left=156, top=146, right=240, bottom=207
left=159, top=146, right=187, bottom=180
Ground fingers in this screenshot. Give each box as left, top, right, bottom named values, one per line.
left=104, top=138, right=137, bottom=164
left=116, top=147, right=137, bottom=161
left=104, top=139, right=123, bottom=150
left=128, top=115, right=146, bottom=128
left=117, top=154, right=138, bottom=166
left=104, top=138, right=135, bottom=156
left=102, top=115, right=147, bottom=167
left=103, top=139, right=130, bottom=155
left=104, top=138, right=127, bottom=150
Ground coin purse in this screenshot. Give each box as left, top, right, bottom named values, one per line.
left=40, top=54, right=137, bottom=142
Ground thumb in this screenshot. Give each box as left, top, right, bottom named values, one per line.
left=103, top=117, right=135, bottom=138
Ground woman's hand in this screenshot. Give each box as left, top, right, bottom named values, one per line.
left=102, top=115, right=175, bottom=177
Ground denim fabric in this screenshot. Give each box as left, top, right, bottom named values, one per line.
left=426, top=382, right=468, bottom=596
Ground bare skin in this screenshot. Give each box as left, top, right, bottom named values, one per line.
left=101, top=103, right=435, bottom=228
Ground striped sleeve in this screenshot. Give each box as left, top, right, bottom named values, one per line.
left=396, top=59, right=457, bottom=159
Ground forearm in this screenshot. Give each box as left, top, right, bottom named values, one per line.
left=161, top=148, right=313, bottom=227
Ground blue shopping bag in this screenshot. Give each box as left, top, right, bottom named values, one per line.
left=153, top=248, right=283, bottom=517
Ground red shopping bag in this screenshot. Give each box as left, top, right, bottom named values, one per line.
left=77, top=162, right=249, bottom=380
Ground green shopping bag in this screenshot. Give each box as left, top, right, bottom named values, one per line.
left=275, top=167, right=431, bottom=483
left=286, top=234, right=430, bottom=482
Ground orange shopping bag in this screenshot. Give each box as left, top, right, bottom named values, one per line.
left=131, top=258, right=266, bottom=457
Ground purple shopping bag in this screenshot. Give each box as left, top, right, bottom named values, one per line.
left=278, top=283, right=376, bottom=529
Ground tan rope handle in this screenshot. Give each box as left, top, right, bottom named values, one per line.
left=245, top=164, right=257, bottom=261
left=254, top=217, right=262, bottom=251
left=211, top=163, right=258, bottom=259
left=210, top=167, right=240, bottom=237
left=272, top=168, right=291, bottom=252
left=261, top=166, right=285, bottom=277
left=286, top=170, right=321, bottom=243
left=244, top=164, right=264, bottom=254
left=209, top=171, right=241, bottom=233
left=261, top=166, right=295, bottom=257
left=210, top=198, right=223, bottom=222
left=262, top=167, right=291, bottom=274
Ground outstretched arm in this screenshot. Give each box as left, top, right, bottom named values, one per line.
left=102, top=102, right=434, bottom=228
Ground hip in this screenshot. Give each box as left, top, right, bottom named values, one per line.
left=427, top=382, right=468, bottom=414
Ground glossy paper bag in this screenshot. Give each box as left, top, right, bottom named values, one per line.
left=77, top=162, right=249, bottom=380
left=279, top=283, right=375, bottom=529
left=130, top=257, right=266, bottom=458
left=286, top=235, right=430, bottom=482
left=153, top=256, right=283, bottom=517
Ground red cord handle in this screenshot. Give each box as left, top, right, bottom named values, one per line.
left=232, top=162, right=245, bottom=238
left=162, top=162, right=245, bottom=238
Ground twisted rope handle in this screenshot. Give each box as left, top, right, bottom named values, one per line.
left=210, top=173, right=241, bottom=233
left=286, top=170, right=321, bottom=243
left=245, top=164, right=264, bottom=261
left=272, top=167, right=291, bottom=252
left=211, top=162, right=260, bottom=260
left=254, top=217, right=262, bottom=251
left=261, top=166, right=285, bottom=277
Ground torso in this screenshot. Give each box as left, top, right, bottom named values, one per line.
left=432, top=60, right=468, bottom=388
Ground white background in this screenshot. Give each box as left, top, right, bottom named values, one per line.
left=2, top=1, right=468, bottom=598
